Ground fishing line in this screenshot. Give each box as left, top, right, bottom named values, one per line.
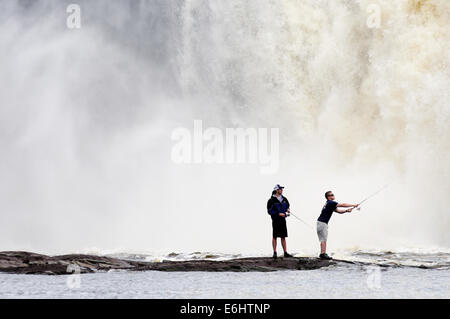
left=355, top=183, right=390, bottom=211
left=288, top=212, right=315, bottom=231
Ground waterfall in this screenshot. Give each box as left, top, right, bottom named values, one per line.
left=0, top=0, right=448, bottom=254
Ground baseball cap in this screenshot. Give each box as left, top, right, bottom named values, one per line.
left=273, top=184, right=285, bottom=191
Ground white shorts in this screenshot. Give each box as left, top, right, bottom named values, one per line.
left=316, top=221, right=328, bottom=242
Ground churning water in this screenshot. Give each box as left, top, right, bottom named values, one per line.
left=0, top=250, right=449, bottom=299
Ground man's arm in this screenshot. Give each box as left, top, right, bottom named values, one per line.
left=335, top=207, right=354, bottom=214
left=336, top=203, right=359, bottom=208
left=267, top=199, right=276, bottom=215
left=284, top=197, right=290, bottom=209
left=284, top=197, right=290, bottom=215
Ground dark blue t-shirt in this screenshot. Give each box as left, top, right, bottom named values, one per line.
left=317, top=200, right=338, bottom=224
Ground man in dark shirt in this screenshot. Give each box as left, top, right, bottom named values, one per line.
left=267, top=184, right=294, bottom=259
left=317, top=191, right=359, bottom=260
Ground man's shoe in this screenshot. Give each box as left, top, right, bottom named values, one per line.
left=319, top=253, right=332, bottom=260
left=272, top=252, right=277, bottom=259
left=284, top=252, right=293, bottom=258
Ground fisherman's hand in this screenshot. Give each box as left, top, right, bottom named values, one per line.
left=346, top=208, right=354, bottom=213
left=279, top=213, right=286, bottom=217
left=354, top=204, right=359, bottom=208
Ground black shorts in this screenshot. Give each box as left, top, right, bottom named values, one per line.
left=272, top=218, right=288, bottom=238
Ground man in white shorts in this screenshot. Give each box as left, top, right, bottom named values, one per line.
left=317, top=191, right=359, bottom=260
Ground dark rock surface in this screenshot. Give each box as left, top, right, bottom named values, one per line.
left=136, top=257, right=334, bottom=272
left=0, top=251, right=142, bottom=275
left=0, top=251, right=334, bottom=275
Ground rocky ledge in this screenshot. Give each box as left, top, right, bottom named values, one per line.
left=0, top=251, right=335, bottom=275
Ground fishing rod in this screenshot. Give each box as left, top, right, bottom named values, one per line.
left=355, top=183, right=390, bottom=211
left=287, top=212, right=315, bottom=231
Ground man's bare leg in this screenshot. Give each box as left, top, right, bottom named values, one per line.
left=320, top=241, right=326, bottom=254
left=272, top=238, right=277, bottom=253
left=281, top=238, right=287, bottom=252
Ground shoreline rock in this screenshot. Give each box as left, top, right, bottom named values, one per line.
left=0, top=251, right=334, bottom=275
